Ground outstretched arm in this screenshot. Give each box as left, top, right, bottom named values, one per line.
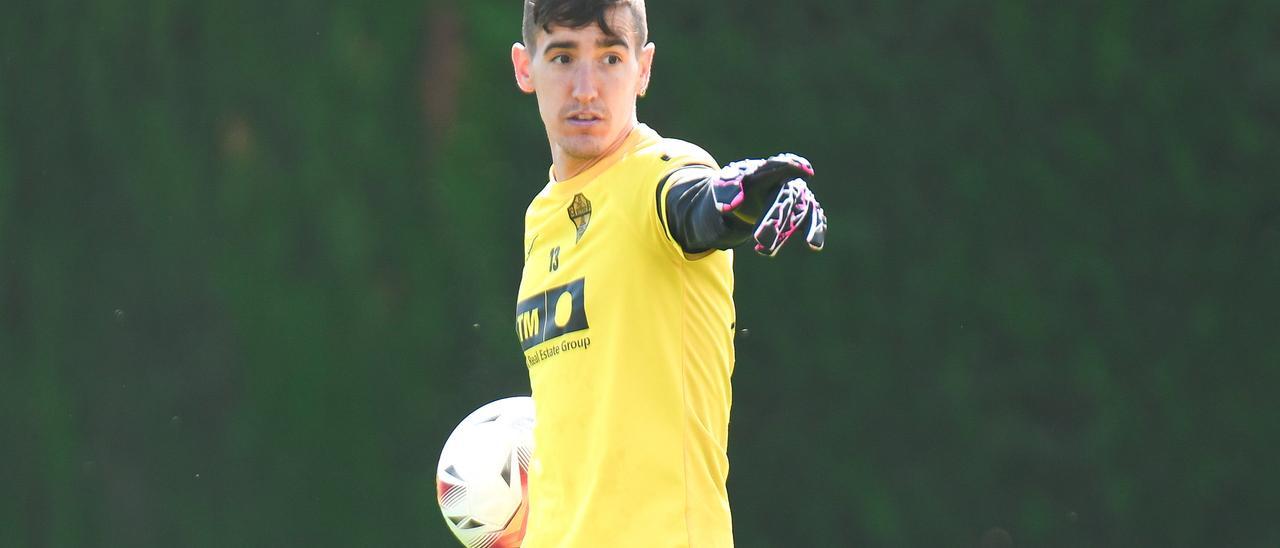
left=661, top=154, right=827, bottom=256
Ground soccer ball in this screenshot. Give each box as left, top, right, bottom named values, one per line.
left=437, top=396, right=535, bottom=548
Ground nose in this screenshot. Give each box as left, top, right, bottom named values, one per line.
left=571, top=63, right=598, bottom=104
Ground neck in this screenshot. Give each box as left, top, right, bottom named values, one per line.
left=552, top=121, right=637, bottom=182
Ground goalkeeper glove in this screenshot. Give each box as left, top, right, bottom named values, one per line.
left=710, top=153, right=827, bottom=256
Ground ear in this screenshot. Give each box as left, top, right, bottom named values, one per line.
left=638, top=42, right=656, bottom=97
left=512, top=42, right=535, bottom=94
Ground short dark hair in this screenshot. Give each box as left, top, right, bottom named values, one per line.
left=521, top=0, right=648, bottom=50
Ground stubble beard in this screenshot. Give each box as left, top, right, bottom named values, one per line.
left=551, top=118, right=635, bottom=180
left=558, top=133, right=607, bottom=162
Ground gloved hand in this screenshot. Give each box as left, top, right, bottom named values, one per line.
left=710, top=153, right=827, bottom=256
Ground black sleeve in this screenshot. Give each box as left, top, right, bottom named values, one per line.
left=656, top=165, right=756, bottom=254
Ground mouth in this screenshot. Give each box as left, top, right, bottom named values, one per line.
left=565, top=112, right=604, bottom=127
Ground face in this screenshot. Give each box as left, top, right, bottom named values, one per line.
left=512, top=8, right=654, bottom=173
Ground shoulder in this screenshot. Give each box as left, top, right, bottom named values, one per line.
left=633, top=136, right=719, bottom=172
left=522, top=180, right=557, bottom=222
left=627, top=125, right=719, bottom=172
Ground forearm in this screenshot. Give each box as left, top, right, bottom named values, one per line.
left=660, top=153, right=826, bottom=257
left=662, top=166, right=756, bottom=253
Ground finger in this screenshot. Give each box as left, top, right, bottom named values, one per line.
left=753, top=180, right=814, bottom=257
left=786, top=181, right=813, bottom=229
left=752, top=198, right=792, bottom=257
left=752, top=188, right=797, bottom=257
left=746, top=154, right=814, bottom=189
left=765, top=153, right=815, bottom=177
left=805, top=200, right=827, bottom=251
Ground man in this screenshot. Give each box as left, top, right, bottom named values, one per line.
left=510, top=0, right=826, bottom=546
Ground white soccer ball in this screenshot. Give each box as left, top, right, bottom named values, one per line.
left=437, top=396, right=535, bottom=548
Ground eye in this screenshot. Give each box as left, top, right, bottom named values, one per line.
left=604, top=54, right=622, bottom=65
left=551, top=54, right=571, bottom=64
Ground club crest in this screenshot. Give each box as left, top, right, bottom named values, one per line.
left=567, top=193, right=592, bottom=243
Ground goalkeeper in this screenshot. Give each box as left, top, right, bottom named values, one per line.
left=510, top=0, right=826, bottom=546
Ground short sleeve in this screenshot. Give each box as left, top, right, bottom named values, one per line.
left=648, top=140, right=719, bottom=263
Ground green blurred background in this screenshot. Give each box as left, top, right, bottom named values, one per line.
left=2, top=0, right=1278, bottom=546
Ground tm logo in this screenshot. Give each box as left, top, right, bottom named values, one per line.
left=515, top=278, right=589, bottom=351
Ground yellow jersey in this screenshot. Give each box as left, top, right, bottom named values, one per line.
left=515, top=124, right=736, bottom=548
